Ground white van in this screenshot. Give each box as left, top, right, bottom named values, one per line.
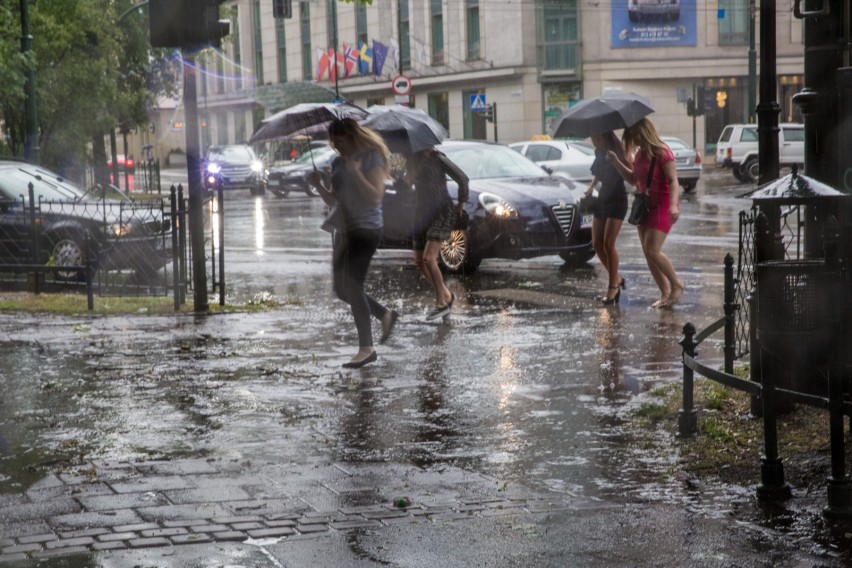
left=715, top=123, right=804, bottom=183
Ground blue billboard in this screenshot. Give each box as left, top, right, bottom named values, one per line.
left=611, top=0, right=697, bottom=48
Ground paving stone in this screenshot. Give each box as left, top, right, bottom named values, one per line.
left=212, top=531, right=247, bottom=541
left=0, top=553, right=27, bottom=562
left=110, top=476, right=194, bottom=494
left=111, top=522, right=159, bottom=533
left=0, top=520, right=52, bottom=539
left=26, top=486, right=68, bottom=503
left=481, top=508, right=525, bottom=517
left=429, top=512, right=477, bottom=522
left=128, top=537, right=171, bottom=548
left=0, top=499, right=80, bottom=522
left=361, top=510, right=409, bottom=520
left=226, top=498, right=303, bottom=516
left=0, top=495, right=25, bottom=509
left=381, top=516, right=423, bottom=526
left=17, top=533, right=58, bottom=544
left=456, top=504, right=486, bottom=513
left=98, top=532, right=138, bottom=542
left=92, top=541, right=127, bottom=551
left=1, top=543, right=42, bottom=554
left=246, top=527, right=295, bottom=538
left=294, top=524, right=329, bottom=534
left=211, top=515, right=264, bottom=524
left=78, top=491, right=169, bottom=512
left=485, top=500, right=526, bottom=510
left=59, top=527, right=110, bottom=539
left=189, top=524, right=230, bottom=533
left=51, top=509, right=142, bottom=530
left=134, top=459, right=218, bottom=476
left=265, top=513, right=302, bottom=522
left=264, top=520, right=297, bottom=528
left=171, top=533, right=212, bottom=545
left=165, top=486, right=251, bottom=505
left=338, top=505, right=387, bottom=515
left=328, top=520, right=382, bottom=530
left=140, top=527, right=188, bottom=538
left=45, top=536, right=95, bottom=549
left=229, top=522, right=264, bottom=531
left=162, top=519, right=200, bottom=528
left=0, top=539, right=13, bottom=547
left=136, top=503, right=229, bottom=523
left=32, top=546, right=89, bottom=558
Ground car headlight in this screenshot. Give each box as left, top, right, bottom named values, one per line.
left=110, top=222, right=131, bottom=238
left=478, top=192, right=518, bottom=218
left=207, top=162, right=221, bottom=174
left=251, top=160, right=264, bottom=172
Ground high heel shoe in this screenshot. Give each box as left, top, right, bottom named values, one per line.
left=601, top=286, right=621, bottom=305
left=619, top=276, right=627, bottom=290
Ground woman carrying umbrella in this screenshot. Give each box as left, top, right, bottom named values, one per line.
left=308, top=118, right=399, bottom=368
left=606, top=117, right=685, bottom=308
left=584, top=131, right=629, bottom=305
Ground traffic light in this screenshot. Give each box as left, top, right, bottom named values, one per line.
left=686, top=98, right=695, bottom=117
left=149, top=0, right=230, bottom=49
left=695, top=86, right=706, bottom=115
left=273, top=0, right=292, bottom=19
left=483, top=104, right=494, bottom=123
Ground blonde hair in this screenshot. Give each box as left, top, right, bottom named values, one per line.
left=329, top=117, right=390, bottom=173
left=622, top=117, right=667, bottom=158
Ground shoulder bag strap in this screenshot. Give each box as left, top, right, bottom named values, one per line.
left=644, top=155, right=657, bottom=194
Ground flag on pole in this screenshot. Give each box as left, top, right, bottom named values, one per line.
left=358, top=41, right=373, bottom=76
left=315, top=47, right=330, bottom=81
left=373, top=40, right=388, bottom=76
left=342, top=43, right=359, bottom=78
left=386, top=37, right=400, bottom=76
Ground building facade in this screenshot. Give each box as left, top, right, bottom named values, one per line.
left=142, top=0, right=804, bottom=162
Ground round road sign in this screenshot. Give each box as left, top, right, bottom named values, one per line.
left=391, top=74, right=412, bottom=96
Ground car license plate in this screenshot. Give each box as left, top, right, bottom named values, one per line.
left=269, top=179, right=280, bottom=186
left=582, top=214, right=593, bottom=226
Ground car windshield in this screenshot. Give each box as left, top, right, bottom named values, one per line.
left=0, top=165, right=89, bottom=201
left=663, top=138, right=689, bottom=150
left=296, top=146, right=337, bottom=164
left=208, top=145, right=254, bottom=162
left=441, top=144, right=547, bottom=180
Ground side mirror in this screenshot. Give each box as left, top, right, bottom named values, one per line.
left=541, top=165, right=553, bottom=175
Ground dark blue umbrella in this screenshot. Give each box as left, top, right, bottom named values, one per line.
left=249, top=102, right=367, bottom=144
left=549, top=93, right=654, bottom=138
left=361, top=105, right=448, bottom=154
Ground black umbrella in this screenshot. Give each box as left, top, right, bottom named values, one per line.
left=549, top=93, right=654, bottom=138
left=248, top=102, right=367, bottom=144
left=361, top=105, right=448, bottom=154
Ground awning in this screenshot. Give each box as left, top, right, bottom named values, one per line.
left=255, top=82, right=339, bottom=113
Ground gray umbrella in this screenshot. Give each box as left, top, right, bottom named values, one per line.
left=549, top=93, right=654, bottom=138
left=361, top=105, right=449, bottom=154
left=249, top=102, right=367, bottom=144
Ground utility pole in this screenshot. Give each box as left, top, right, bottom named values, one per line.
left=756, top=0, right=780, bottom=184
left=20, top=0, right=39, bottom=163
left=331, top=0, right=339, bottom=98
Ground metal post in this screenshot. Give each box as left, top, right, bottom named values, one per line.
left=170, top=185, right=180, bottom=311
left=27, top=183, right=40, bottom=294
left=678, top=322, right=698, bottom=437
left=825, top=358, right=852, bottom=517
left=756, top=348, right=792, bottom=500
left=747, top=0, right=756, bottom=123
left=723, top=253, right=736, bottom=374
left=181, top=49, right=209, bottom=312
left=20, top=0, right=39, bottom=163
left=110, top=130, right=119, bottom=188
left=492, top=102, right=498, bottom=143
left=177, top=184, right=187, bottom=307
left=692, top=83, right=697, bottom=150
left=756, top=0, right=780, bottom=184
left=218, top=184, right=225, bottom=306
left=331, top=0, right=339, bottom=98
left=122, top=128, right=130, bottom=193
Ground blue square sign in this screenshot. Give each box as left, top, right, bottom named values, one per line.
left=470, top=93, right=487, bottom=112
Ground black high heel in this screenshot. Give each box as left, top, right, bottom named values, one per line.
left=601, top=286, right=621, bottom=305
left=619, top=276, right=627, bottom=290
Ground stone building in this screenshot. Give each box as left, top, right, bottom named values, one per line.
left=143, top=0, right=804, bottom=161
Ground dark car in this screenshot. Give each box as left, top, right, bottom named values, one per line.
left=380, top=140, right=595, bottom=273
left=106, top=154, right=135, bottom=173
left=204, top=144, right=267, bottom=196
left=0, top=160, right=171, bottom=280
left=267, top=146, right=338, bottom=198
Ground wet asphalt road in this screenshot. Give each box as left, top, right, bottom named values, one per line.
left=0, top=166, right=848, bottom=566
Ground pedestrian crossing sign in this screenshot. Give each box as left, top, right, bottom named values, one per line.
left=469, top=93, right=487, bottom=111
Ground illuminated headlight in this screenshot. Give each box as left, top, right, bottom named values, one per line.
left=110, top=222, right=131, bottom=238
left=207, top=163, right=221, bottom=174
left=250, top=160, right=264, bottom=172
left=478, top=192, right=518, bottom=218
left=206, top=175, right=218, bottom=185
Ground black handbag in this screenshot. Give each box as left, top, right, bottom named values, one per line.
left=628, top=155, right=656, bottom=226
left=453, top=208, right=469, bottom=231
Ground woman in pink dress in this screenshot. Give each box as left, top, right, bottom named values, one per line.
left=606, top=118, right=685, bottom=308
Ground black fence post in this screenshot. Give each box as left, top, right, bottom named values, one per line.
left=723, top=253, right=736, bottom=375
left=756, top=348, right=792, bottom=500
left=679, top=322, right=698, bottom=437
left=85, top=233, right=94, bottom=311
left=170, top=185, right=180, bottom=311
left=27, top=183, right=42, bottom=294
left=217, top=184, right=225, bottom=306
left=177, top=184, right=187, bottom=306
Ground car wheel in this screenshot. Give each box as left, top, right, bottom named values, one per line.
left=270, top=186, right=290, bottom=198
left=559, top=248, right=596, bottom=268
left=305, top=184, right=320, bottom=197
left=743, top=158, right=759, bottom=183
left=438, top=230, right=481, bottom=274
left=681, top=181, right=696, bottom=192
left=47, top=232, right=89, bottom=281
left=251, top=183, right=266, bottom=196
left=732, top=167, right=744, bottom=182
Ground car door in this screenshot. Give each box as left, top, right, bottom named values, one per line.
left=380, top=179, right=416, bottom=248
left=779, top=125, right=804, bottom=166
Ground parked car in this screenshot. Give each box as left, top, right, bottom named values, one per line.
left=628, top=0, right=680, bottom=22
left=715, top=123, right=804, bottom=183
left=267, top=146, right=338, bottom=198
left=0, top=159, right=171, bottom=280
left=203, top=144, right=267, bottom=195
left=508, top=139, right=595, bottom=183
left=661, top=136, right=702, bottom=192
left=106, top=154, right=135, bottom=173
left=379, top=140, right=595, bottom=273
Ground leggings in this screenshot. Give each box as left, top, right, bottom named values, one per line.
left=332, top=227, right=387, bottom=348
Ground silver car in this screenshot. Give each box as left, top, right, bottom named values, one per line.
left=662, top=136, right=702, bottom=192
left=508, top=139, right=595, bottom=183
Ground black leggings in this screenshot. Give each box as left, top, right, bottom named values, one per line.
left=332, top=228, right=388, bottom=348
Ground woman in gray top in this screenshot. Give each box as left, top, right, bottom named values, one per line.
left=309, top=118, right=399, bottom=368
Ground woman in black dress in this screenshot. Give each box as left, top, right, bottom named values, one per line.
left=584, top=131, right=628, bottom=305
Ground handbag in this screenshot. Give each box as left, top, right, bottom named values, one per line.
left=453, top=208, right=469, bottom=231
left=628, top=155, right=656, bottom=226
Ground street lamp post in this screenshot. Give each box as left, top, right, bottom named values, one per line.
left=20, top=0, right=39, bottom=163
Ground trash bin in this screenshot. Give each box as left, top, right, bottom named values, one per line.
left=746, top=166, right=851, bottom=398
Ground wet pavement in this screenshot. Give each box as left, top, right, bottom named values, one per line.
left=0, top=166, right=849, bottom=566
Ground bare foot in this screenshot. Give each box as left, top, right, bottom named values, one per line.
left=650, top=297, right=668, bottom=309
left=664, top=283, right=686, bottom=307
